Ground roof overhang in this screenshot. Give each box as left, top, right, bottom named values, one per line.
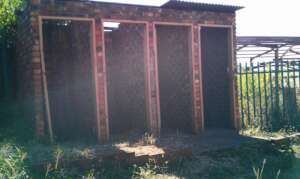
left=161, top=0, right=244, bottom=13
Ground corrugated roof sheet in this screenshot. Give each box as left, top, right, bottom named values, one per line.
left=238, top=36, right=300, bottom=46
left=161, top=0, right=243, bottom=12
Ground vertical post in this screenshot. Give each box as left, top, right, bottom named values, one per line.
left=281, top=61, right=285, bottom=121
left=287, top=61, right=290, bottom=125
left=274, top=49, right=280, bottom=115
left=38, top=17, right=53, bottom=142
left=239, top=63, right=244, bottom=128
left=293, top=62, right=296, bottom=97
left=251, top=62, right=256, bottom=126
left=292, top=62, right=297, bottom=126
left=274, top=49, right=280, bottom=130
left=263, top=63, right=268, bottom=128
left=245, top=63, right=250, bottom=127
left=269, top=62, right=273, bottom=121
left=257, top=62, right=262, bottom=128
left=192, top=24, right=203, bottom=133
left=96, top=18, right=109, bottom=142
left=148, top=22, right=161, bottom=135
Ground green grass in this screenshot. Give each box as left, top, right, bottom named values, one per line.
left=1, top=101, right=300, bottom=178
left=0, top=143, right=29, bottom=178
left=0, top=137, right=298, bottom=178
left=240, top=128, right=298, bottom=139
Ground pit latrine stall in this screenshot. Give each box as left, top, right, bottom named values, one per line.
left=16, top=0, right=242, bottom=142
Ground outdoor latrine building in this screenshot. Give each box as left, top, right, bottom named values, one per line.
left=16, top=0, right=242, bottom=142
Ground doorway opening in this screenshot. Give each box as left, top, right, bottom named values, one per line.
left=104, top=21, right=148, bottom=135
left=156, top=24, right=193, bottom=133
left=42, top=19, right=97, bottom=141
left=201, top=27, right=232, bottom=129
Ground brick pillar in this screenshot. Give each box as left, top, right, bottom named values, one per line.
left=231, top=23, right=241, bottom=130
left=94, top=18, right=109, bottom=141
left=192, top=25, right=204, bottom=133
left=147, top=22, right=161, bottom=136
left=31, top=12, right=45, bottom=138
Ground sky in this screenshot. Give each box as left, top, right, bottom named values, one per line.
left=94, top=0, right=300, bottom=37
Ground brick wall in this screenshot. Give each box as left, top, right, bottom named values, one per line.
left=16, top=4, right=43, bottom=136
left=17, top=0, right=239, bottom=141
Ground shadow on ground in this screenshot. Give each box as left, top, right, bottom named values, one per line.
left=25, top=129, right=300, bottom=178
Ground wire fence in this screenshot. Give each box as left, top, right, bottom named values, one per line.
left=237, top=60, right=300, bottom=131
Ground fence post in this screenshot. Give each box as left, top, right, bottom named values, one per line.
left=239, top=63, right=245, bottom=128
left=274, top=50, right=280, bottom=122
left=263, top=63, right=268, bottom=128
left=251, top=62, right=256, bottom=126
left=287, top=62, right=291, bottom=126
left=257, top=62, right=262, bottom=127
left=293, top=62, right=296, bottom=98
left=269, top=62, right=273, bottom=129
left=245, top=63, right=251, bottom=127
left=281, top=61, right=285, bottom=121
left=237, top=60, right=300, bottom=131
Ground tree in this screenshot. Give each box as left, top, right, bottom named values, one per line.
left=0, top=0, right=24, bottom=99
left=0, top=0, right=24, bottom=42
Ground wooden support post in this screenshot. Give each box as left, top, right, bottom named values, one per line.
left=192, top=24, right=204, bottom=133
left=96, top=18, right=109, bottom=142
left=148, top=22, right=161, bottom=136
left=38, top=17, right=54, bottom=142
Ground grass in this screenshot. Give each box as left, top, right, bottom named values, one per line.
left=0, top=143, right=29, bottom=178
left=240, top=127, right=299, bottom=139
left=1, top=101, right=300, bottom=178
left=0, top=132, right=299, bottom=178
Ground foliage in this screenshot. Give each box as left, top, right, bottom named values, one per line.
left=0, top=137, right=300, bottom=178
left=142, top=133, right=157, bottom=145
left=253, top=159, right=266, bottom=179
left=253, top=159, right=281, bottom=179
left=0, top=0, right=23, bottom=29
left=0, top=0, right=24, bottom=29
left=133, top=159, right=169, bottom=179
left=238, top=62, right=300, bottom=132
left=0, top=99, right=299, bottom=179
left=0, top=0, right=24, bottom=46
left=0, top=143, right=29, bottom=179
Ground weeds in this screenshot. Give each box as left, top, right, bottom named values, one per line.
left=253, top=159, right=266, bottom=179
left=0, top=144, right=29, bottom=179
left=142, top=133, right=157, bottom=145
left=253, top=159, right=281, bottom=179
left=133, top=159, right=172, bottom=179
